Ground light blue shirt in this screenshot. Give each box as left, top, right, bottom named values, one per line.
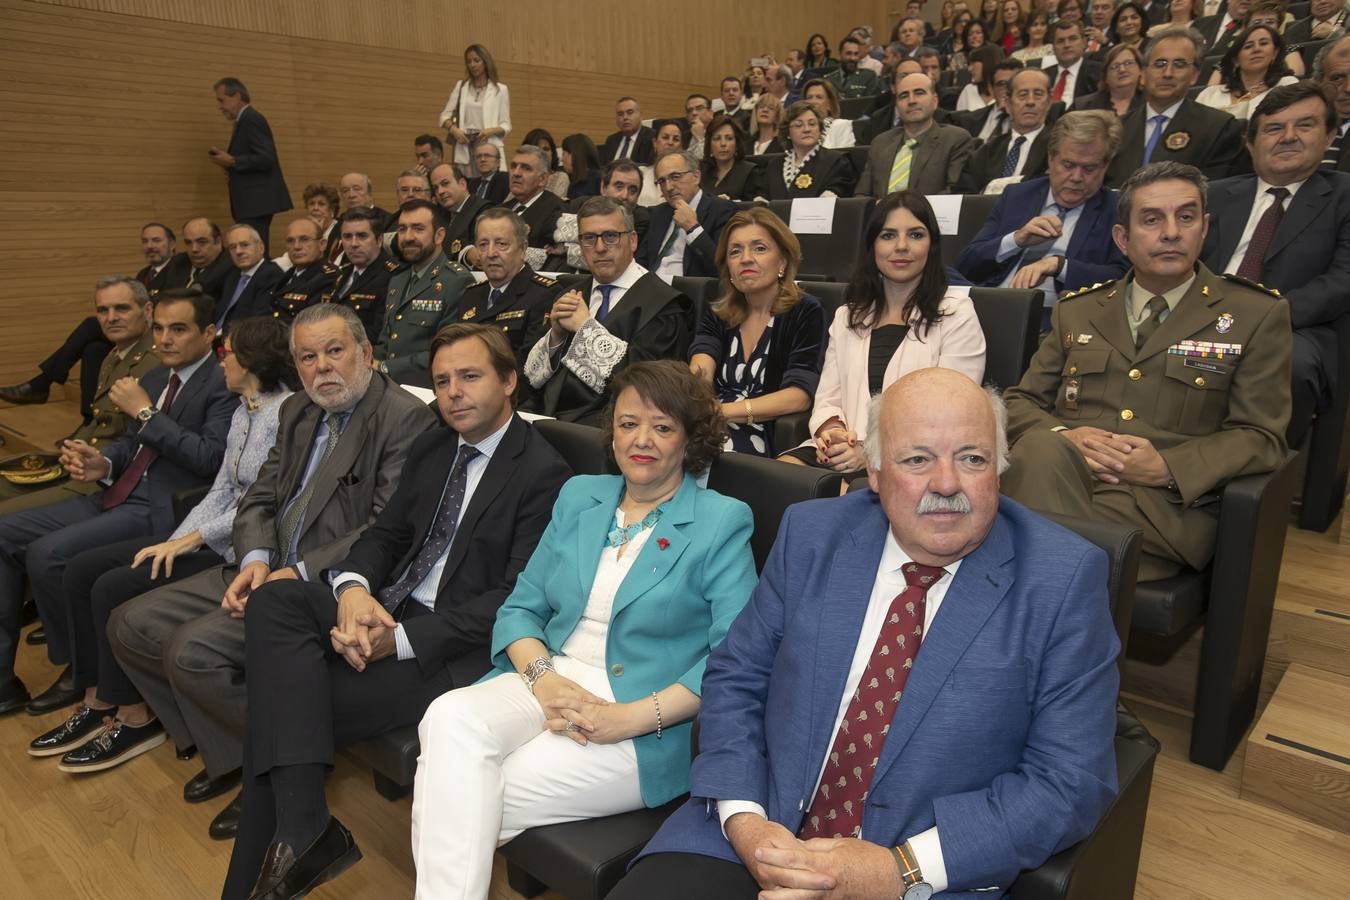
left=995, top=187, right=1085, bottom=303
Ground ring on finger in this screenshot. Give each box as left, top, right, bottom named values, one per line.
left=565, top=721, right=580, bottom=732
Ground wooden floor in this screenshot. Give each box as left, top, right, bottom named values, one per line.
left=2, top=401, right=1349, bottom=899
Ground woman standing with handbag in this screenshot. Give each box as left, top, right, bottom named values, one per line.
left=437, top=44, right=513, bottom=167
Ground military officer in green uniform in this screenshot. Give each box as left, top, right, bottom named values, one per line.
left=0, top=275, right=163, bottom=513
left=375, top=199, right=474, bottom=387
left=824, top=34, right=881, bottom=100
left=326, top=206, right=403, bottom=342
left=267, top=218, right=341, bottom=322
left=456, top=207, right=560, bottom=397
left=1002, top=162, right=1293, bottom=580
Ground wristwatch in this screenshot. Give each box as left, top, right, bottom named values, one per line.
left=521, top=656, right=556, bottom=693
left=135, top=405, right=157, bottom=424
left=891, top=842, right=933, bottom=900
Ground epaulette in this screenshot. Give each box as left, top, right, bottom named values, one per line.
left=384, top=258, right=401, bottom=272
left=445, top=260, right=469, bottom=273
left=1059, top=279, right=1116, bottom=301
left=1219, top=273, right=1280, bottom=299
left=532, top=273, right=557, bottom=287
left=320, top=262, right=340, bottom=275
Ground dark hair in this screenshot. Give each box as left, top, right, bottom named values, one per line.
left=995, top=58, right=1027, bottom=78
left=602, top=361, right=727, bottom=475
left=800, top=77, right=843, bottom=118
left=561, top=133, right=600, bottom=184
left=1051, top=18, right=1084, bottom=39
left=651, top=118, right=690, bottom=149
left=1104, top=41, right=1145, bottom=71
left=398, top=198, right=447, bottom=230
left=154, top=286, right=216, bottom=331
left=1247, top=80, right=1340, bottom=143
left=711, top=207, right=803, bottom=326
left=302, top=182, right=340, bottom=213
left=338, top=205, right=384, bottom=233
left=475, top=206, right=529, bottom=247
left=213, top=77, right=249, bottom=102
left=840, top=34, right=864, bottom=51
left=846, top=191, right=948, bottom=334
left=1110, top=2, right=1151, bottom=42
left=1221, top=24, right=1291, bottom=95
left=430, top=323, right=518, bottom=383
left=1117, top=160, right=1208, bottom=225
left=523, top=128, right=561, bottom=170
left=577, top=195, right=635, bottom=232
left=184, top=217, right=222, bottom=241
left=686, top=92, right=712, bottom=108
left=699, top=115, right=750, bottom=183
left=143, top=222, right=175, bottom=242
left=227, top=316, right=299, bottom=393
left=805, top=32, right=834, bottom=65
left=970, top=44, right=1005, bottom=89
left=414, top=133, right=444, bottom=155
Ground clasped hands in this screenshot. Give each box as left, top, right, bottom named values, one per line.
left=548, top=289, right=592, bottom=342
left=532, top=671, right=633, bottom=746
left=1060, top=427, right=1173, bottom=487
left=814, top=423, right=867, bottom=472
left=329, top=585, right=397, bottom=671
left=727, top=814, right=902, bottom=899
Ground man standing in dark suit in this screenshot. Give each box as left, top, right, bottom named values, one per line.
left=430, top=161, right=489, bottom=262
left=523, top=197, right=692, bottom=423
left=467, top=141, right=510, bottom=204
left=639, top=149, right=736, bottom=281
left=503, top=146, right=565, bottom=268
left=958, top=68, right=1056, bottom=193
left=1316, top=35, right=1350, bottom=171
left=209, top=77, right=293, bottom=253
left=220, top=323, right=571, bottom=899
left=0, top=289, right=233, bottom=715
left=958, top=111, right=1130, bottom=320
left=108, top=303, right=436, bottom=834
left=601, top=96, right=656, bottom=164
left=1106, top=27, right=1247, bottom=186
left=265, top=218, right=341, bottom=322
left=1202, top=82, right=1350, bottom=447
left=1044, top=21, right=1103, bottom=105
left=329, top=207, right=401, bottom=342
left=216, top=224, right=284, bottom=330
left=857, top=72, right=977, bottom=196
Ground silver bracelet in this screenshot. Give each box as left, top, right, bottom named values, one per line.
left=521, top=657, right=555, bottom=693
left=652, top=691, right=663, bottom=740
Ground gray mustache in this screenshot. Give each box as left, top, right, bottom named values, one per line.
left=916, top=492, right=971, bottom=515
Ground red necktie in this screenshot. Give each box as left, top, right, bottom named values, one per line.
left=1235, top=187, right=1289, bottom=283
left=800, top=561, right=946, bottom=839
left=1052, top=68, right=1070, bottom=103
left=102, top=373, right=181, bottom=510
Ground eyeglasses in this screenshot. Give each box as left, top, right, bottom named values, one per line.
left=1108, top=59, right=1139, bottom=72
left=993, top=79, right=1012, bottom=90
left=653, top=170, right=693, bottom=188
left=577, top=230, right=632, bottom=247
left=213, top=341, right=233, bottom=361
left=1149, top=58, right=1193, bottom=71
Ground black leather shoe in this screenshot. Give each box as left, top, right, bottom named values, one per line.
left=26, top=667, right=79, bottom=715
left=0, top=677, right=31, bottom=716
left=0, top=381, right=49, bottom=405
left=58, top=717, right=165, bottom=773
left=247, top=817, right=362, bottom=900
left=24, top=626, right=46, bottom=646
left=175, top=743, right=197, bottom=761
left=184, top=766, right=241, bottom=804
left=209, top=790, right=243, bottom=841
left=29, top=703, right=109, bottom=757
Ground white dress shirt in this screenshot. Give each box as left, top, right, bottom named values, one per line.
left=1004, top=124, right=1045, bottom=178
left=717, top=531, right=964, bottom=894
left=1222, top=177, right=1305, bottom=275
left=656, top=190, right=705, bottom=284
left=1052, top=57, right=1083, bottom=101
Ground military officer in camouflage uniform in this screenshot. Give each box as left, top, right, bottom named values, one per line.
left=327, top=206, right=402, bottom=342
left=0, top=276, right=162, bottom=513
left=1002, top=162, right=1292, bottom=580
left=375, top=199, right=474, bottom=387
left=267, top=218, right=341, bottom=322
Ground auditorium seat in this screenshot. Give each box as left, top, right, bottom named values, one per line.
left=969, top=287, right=1043, bottom=390
left=941, top=193, right=999, bottom=269
left=768, top=196, right=875, bottom=282
left=845, top=144, right=870, bottom=179
left=1297, top=314, right=1350, bottom=531
left=839, top=96, right=875, bottom=120
left=672, top=275, right=719, bottom=326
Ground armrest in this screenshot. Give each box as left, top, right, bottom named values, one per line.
left=771, top=411, right=812, bottom=455
left=171, top=485, right=210, bottom=525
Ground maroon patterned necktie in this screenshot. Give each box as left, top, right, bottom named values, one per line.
left=800, top=561, right=946, bottom=839
left=102, top=373, right=180, bottom=510
left=1234, top=187, right=1289, bottom=283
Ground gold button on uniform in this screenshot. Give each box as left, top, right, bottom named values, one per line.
left=1120, top=409, right=1134, bottom=421
left=1194, top=376, right=1206, bottom=387
left=390, top=333, right=398, bottom=341
left=1068, top=365, right=1078, bottom=375
left=610, top=663, right=624, bottom=677
left=1128, top=368, right=1141, bottom=381
left=395, top=314, right=402, bottom=320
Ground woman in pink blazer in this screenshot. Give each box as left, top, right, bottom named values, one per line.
left=779, top=191, right=987, bottom=476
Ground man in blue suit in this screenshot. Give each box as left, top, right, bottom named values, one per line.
left=957, top=110, right=1129, bottom=325
left=638, top=149, right=736, bottom=281
left=613, top=367, right=1120, bottom=899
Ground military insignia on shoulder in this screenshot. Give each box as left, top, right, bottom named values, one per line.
left=446, top=260, right=469, bottom=272
left=532, top=273, right=557, bottom=287
left=1219, top=273, right=1280, bottom=298
left=384, top=258, right=400, bottom=272
left=495, top=309, right=525, bottom=320
left=1062, top=279, right=1115, bottom=301
left=461, top=306, right=477, bottom=320
left=450, top=239, right=462, bottom=254
left=321, top=263, right=339, bottom=274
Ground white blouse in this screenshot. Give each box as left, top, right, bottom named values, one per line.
left=558, top=510, right=656, bottom=669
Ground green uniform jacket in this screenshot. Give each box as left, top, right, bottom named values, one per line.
left=79, top=330, right=164, bottom=449
left=375, top=250, right=474, bottom=387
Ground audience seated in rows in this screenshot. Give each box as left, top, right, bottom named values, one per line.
left=700, top=116, right=764, bottom=200
left=217, top=223, right=285, bottom=330
left=858, top=71, right=977, bottom=196
left=331, top=206, right=403, bottom=342
left=267, top=218, right=341, bottom=322
left=958, top=67, right=1058, bottom=192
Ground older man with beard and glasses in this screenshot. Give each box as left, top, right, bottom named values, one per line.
left=374, top=199, right=475, bottom=387
left=330, top=207, right=401, bottom=342
left=215, top=224, right=285, bottom=330
left=266, top=219, right=342, bottom=322
left=108, top=303, right=436, bottom=840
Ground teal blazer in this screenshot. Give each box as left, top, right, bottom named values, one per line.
left=489, top=472, right=757, bottom=807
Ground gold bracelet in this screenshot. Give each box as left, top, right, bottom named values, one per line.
left=744, top=398, right=754, bottom=426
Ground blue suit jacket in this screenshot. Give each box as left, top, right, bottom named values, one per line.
left=102, top=354, right=236, bottom=533
left=955, top=177, right=1127, bottom=294
left=637, top=193, right=738, bottom=279
left=488, top=472, right=758, bottom=806
left=639, top=491, right=1120, bottom=897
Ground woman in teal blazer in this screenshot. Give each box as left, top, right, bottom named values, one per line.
left=412, top=361, right=758, bottom=898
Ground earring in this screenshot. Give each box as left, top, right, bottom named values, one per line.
left=778, top=268, right=786, bottom=279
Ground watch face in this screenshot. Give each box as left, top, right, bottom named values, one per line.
left=904, top=884, right=934, bottom=900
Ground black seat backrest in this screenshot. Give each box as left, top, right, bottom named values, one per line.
left=532, top=418, right=612, bottom=475
left=707, top=452, right=843, bottom=570
left=673, top=275, right=721, bottom=327
left=845, top=145, right=870, bottom=181
left=802, top=281, right=849, bottom=329
left=768, top=196, right=876, bottom=282
left=942, top=193, right=999, bottom=269
left=968, top=287, right=1044, bottom=390
left=552, top=272, right=589, bottom=292
left=839, top=96, right=875, bottom=120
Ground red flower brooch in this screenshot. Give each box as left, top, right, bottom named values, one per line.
left=657, top=538, right=670, bottom=550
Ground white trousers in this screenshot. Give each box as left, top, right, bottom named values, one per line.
left=411, top=656, right=644, bottom=899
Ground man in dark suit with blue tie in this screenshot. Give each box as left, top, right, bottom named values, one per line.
left=209, top=78, right=293, bottom=253
left=220, top=323, right=571, bottom=900
left=1202, top=81, right=1350, bottom=447
left=638, top=149, right=736, bottom=280
left=958, top=111, right=1130, bottom=321
left=612, top=368, right=1119, bottom=899
left=216, top=223, right=285, bottom=330
left=0, top=288, right=234, bottom=715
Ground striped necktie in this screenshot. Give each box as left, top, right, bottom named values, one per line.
left=1001, top=135, right=1027, bottom=178
left=887, top=138, right=918, bottom=193
left=1322, top=126, right=1346, bottom=171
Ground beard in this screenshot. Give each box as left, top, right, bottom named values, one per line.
left=306, top=361, right=374, bottom=412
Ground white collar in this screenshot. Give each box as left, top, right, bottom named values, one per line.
left=596, top=259, right=647, bottom=291
left=458, top=412, right=513, bottom=459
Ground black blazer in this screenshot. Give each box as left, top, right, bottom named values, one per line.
left=161, top=251, right=234, bottom=302
left=1072, top=90, right=1145, bottom=115
left=1106, top=97, right=1248, bottom=187
left=1043, top=60, right=1104, bottom=101
left=601, top=126, right=656, bottom=164
left=102, top=355, right=236, bottom=533
left=264, top=261, right=342, bottom=322
left=764, top=148, right=856, bottom=199
left=956, top=126, right=1051, bottom=194
left=225, top=105, right=293, bottom=220
left=135, top=261, right=176, bottom=297
left=701, top=160, right=763, bottom=201
left=638, top=193, right=738, bottom=278
left=216, top=259, right=285, bottom=328
left=1193, top=13, right=1240, bottom=54
left=468, top=171, right=509, bottom=204
left=333, top=251, right=401, bottom=340
left=442, top=195, right=491, bottom=257
left=1202, top=170, right=1350, bottom=330
left=456, top=264, right=559, bottom=369
left=507, top=191, right=564, bottom=249
left=567, top=171, right=602, bottom=201
left=336, top=416, right=572, bottom=680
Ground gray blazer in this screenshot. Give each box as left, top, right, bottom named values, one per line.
left=231, top=372, right=437, bottom=576
left=856, top=123, right=975, bottom=198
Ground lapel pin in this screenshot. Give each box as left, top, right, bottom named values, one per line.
left=1202, top=285, right=1210, bottom=296
left=1063, top=330, right=1073, bottom=349
left=1215, top=312, right=1234, bottom=334
left=657, top=538, right=670, bottom=550
left=1076, top=333, right=1093, bottom=343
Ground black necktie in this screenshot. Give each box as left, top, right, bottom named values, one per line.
left=1323, top=127, right=1345, bottom=170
